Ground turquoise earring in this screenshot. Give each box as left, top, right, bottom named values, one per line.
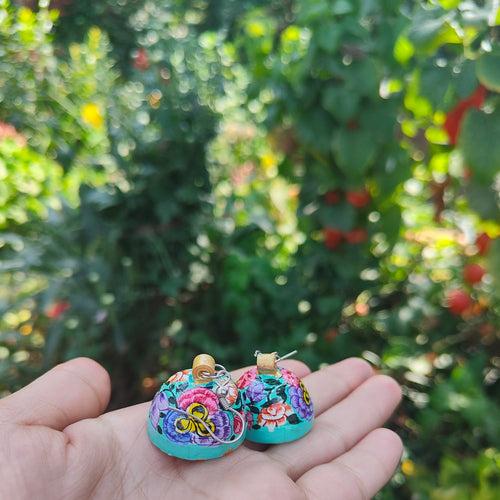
left=237, top=350, right=314, bottom=444
left=147, top=354, right=246, bottom=460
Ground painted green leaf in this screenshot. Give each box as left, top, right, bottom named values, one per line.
left=459, top=108, right=500, bottom=184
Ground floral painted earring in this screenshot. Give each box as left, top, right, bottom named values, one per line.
left=147, top=354, right=247, bottom=460
left=237, top=350, right=314, bottom=444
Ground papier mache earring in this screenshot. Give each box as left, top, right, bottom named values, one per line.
left=237, top=350, right=314, bottom=444
left=147, top=354, right=246, bottom=460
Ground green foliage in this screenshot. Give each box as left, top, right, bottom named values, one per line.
left=1, top=0, right=499, bottom=498
left=460, top=108, right=500, bottom=183
left=0, top=139, right=62, bottom=228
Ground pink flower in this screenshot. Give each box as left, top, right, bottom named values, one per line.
left=233, top=410, right=245, bottom=435
left=237, top=367, right=257, bottom=389
left=178, top=388, right=219, bottom=414
left=281, top=368, right=300, bottom=387
left=257, top=402, right=293, bottom=431
left=167, top=369, right=190, bottom=383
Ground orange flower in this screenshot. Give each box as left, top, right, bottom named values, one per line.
left=167, top=369, right=190, bottom=383
left=257, top=402, right=293, bottom=431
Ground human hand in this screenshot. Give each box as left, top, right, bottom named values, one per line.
left=0, top=357, right=402, bottom=499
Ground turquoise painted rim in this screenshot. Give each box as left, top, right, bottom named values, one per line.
left=245, top=418, right=314, bottom=444
left=147, top=420, right=245, bottom=460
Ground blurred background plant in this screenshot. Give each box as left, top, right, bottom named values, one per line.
left=1, top=0, right=499, bottom=497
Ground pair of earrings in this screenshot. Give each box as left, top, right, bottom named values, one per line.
left=147, top=350, right=314, bottom=460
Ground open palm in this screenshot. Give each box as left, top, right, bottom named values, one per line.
left=0, top=357, right=402, bottom=499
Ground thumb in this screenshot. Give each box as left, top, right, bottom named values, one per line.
left=0, top=357, right=111, bottom=430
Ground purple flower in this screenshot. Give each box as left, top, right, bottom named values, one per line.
left=289, top=385, right=314, bottom=420
left=245, top=380, right=265, bottom=403
left=192, top=411, right=232, bottom=446
left=149, top=391, right=169, bottom=428
left=162, top=410, right=191, bottom=443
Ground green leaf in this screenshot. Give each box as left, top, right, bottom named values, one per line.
left=348, top=59, right=379, bottom=97
left=439, top=0, right=460, bottom=9
left=393, top=35, right=414, bottom=64
left=409, top=10, right=461, bottom=52
left=420, top=65, right=452, bottom=108
left=359, top=102, right=397, bottom=144
left=459, top=109, right=500, bottom=184
left=321, top=87, right=360, bottom=122
left=318, top=204, right=356, bottom=231
left=332, top=128, right=377, bottom=178
left=476, top=50, right=500, bottom=93
left=332, top=0, right=354, bottom=15
left=465, top=182, right=500, bottom=220
left=315, top=20, right=343, bottom=53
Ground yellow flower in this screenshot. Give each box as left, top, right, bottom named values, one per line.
left=81, top=103, right=104, bottom=128
left=401, top=459, right=416, bottom=476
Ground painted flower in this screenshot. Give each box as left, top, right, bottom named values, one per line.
left=289, top=381, right=314, bottom=420
left=162, top=409, right=192, bottom=444
left=149, top=391, right=169, bottom=428
left=233, top=410, right=245, bottom=436
left=245, top=410, right=254, bottom=427
left=281, top=368, right=301, bottom=387
left=167, top=369, right=190, bottom=384
left=245, top=379, right=265, bottom=403
left=257, top=402, right=293, bottom=431
left=192, top=410, right=232, bottom=446
left=224, top=383, right=239, bottom=406
left=178, top=387, right=219, bottom=414
left=237, top=367, right=257, bottom=389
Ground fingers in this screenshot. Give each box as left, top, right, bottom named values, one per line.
left=297, top=428, right=403, bottom=499
left=0, top=357, right=111, bottom=430
left=302, top=358, right=374, bottom=416
left=268, top=374, right=401, bottom=479
left=231, top=359, right=311, bottom=381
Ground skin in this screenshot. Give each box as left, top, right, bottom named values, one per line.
left=0, top=357, right=403, bottom=499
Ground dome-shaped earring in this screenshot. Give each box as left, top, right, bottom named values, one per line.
left=147, top=354, right=246, bottom=460
left=237, top=350, right=314, bottom=444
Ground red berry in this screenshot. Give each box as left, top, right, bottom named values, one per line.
left=46, top=301, right=70, bottom=319
left=346, top=189, right=370, bottom=208
left=323, top=228, right=343, bottom=249
left=345, top=228, right=368, bottom=244
left=134, top=48, right=149, bottom=71
left=475, top=233, right=491, bottom=256
left=444, top=86, right=486, bottom=145
left=463, top=263, right=485, bottom=285
left=446, top=289, right=472, bottom=315
left=324, top=190, right=341, bottom=205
